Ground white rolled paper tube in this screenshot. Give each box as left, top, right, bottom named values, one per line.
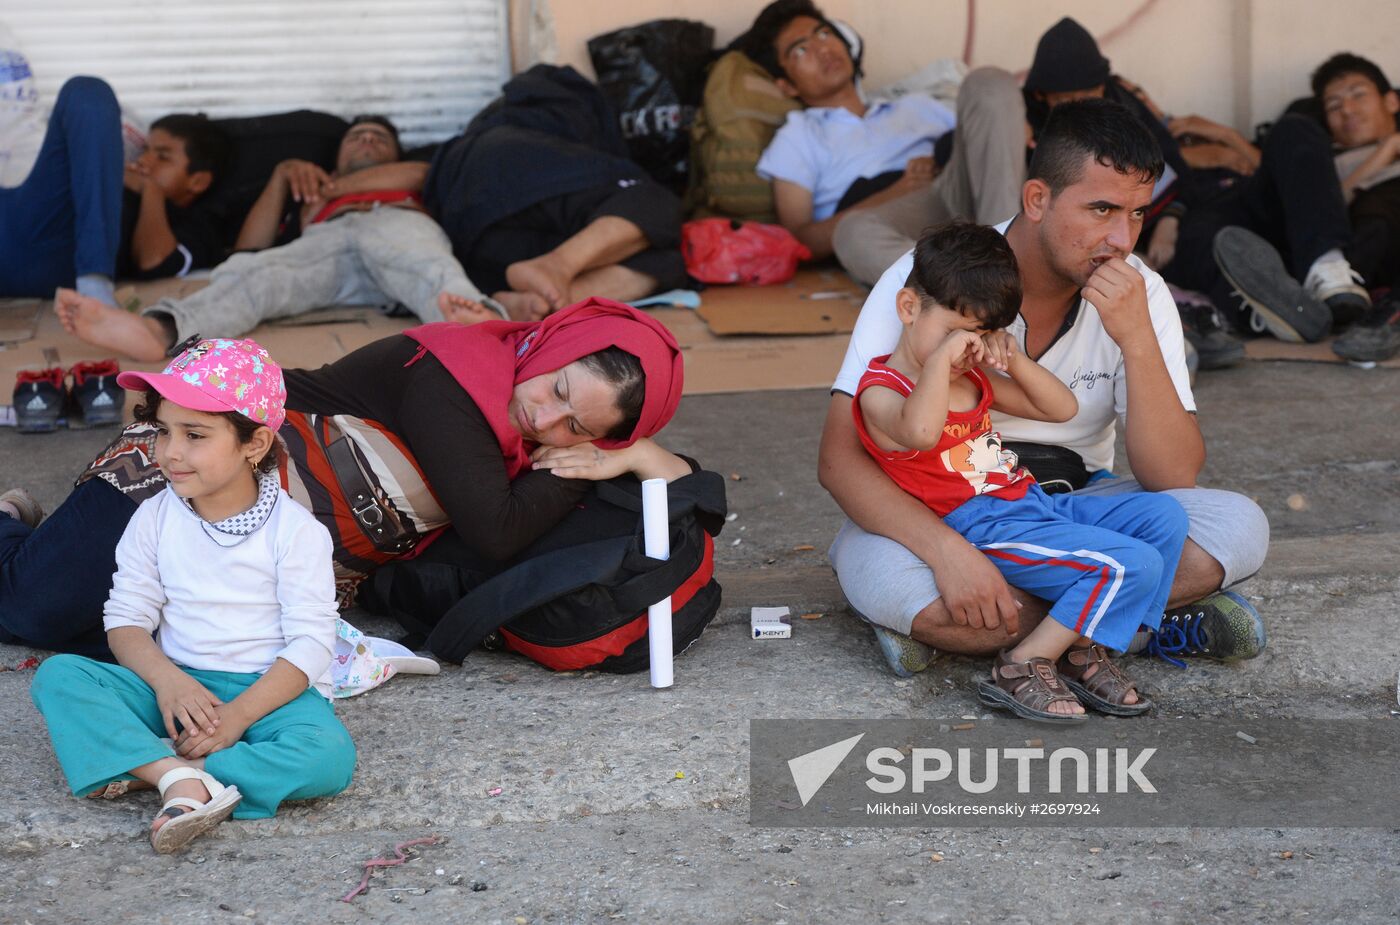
left=642, top=477, right=674, bottom=688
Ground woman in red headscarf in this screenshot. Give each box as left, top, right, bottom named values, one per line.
left=0, top=298, right=693, bottom=653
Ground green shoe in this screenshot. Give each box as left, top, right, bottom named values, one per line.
left=870, top=624, right=936, bottom=678
left=1144, top=591, right=1267, bottom=667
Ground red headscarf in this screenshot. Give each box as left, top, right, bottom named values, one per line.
left=405, top=298, right=684, bottom=478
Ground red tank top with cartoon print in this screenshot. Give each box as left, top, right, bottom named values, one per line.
left=853, top=356, right=1033, bottom=517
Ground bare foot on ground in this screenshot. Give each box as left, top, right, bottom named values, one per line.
left=505, top=253, right=575, bottom=311
left=54, top=288, right=170, bottom=363
left=437, top=291, right=498, bottom=326
left=491, top=290, right=553, bottom=322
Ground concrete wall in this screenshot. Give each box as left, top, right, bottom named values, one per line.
left=534, top=0, right=1399, bottom=133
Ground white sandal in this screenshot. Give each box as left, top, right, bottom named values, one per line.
left=151, top=767, right=242, bottom=854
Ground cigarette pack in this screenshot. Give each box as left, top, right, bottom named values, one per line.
left=750, top=606, right=792, bottom=640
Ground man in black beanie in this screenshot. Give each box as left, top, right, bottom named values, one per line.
left=1024, top=16, right=1110, bottom=101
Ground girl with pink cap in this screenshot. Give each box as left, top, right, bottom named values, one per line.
left=30, top=338, right=355, bottom=854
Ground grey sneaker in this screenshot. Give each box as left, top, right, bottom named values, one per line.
left=1332, top=296, right=1400, bottom=362
left=1213, top=226, right=1331, bottom=343
left=870, top=624, right=936, bottom=677
left=1177, top=299, right=1245, bottom=369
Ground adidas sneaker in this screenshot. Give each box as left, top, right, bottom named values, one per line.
left=12, top=367, right=65, bottom=434
left=68, top=359, right=125, bottom=428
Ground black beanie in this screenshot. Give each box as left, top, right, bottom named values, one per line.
left=1024, top=17, right=1110, bottom=93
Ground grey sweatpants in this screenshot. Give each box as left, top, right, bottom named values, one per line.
left=832, top=67, right=1029, bottom=286
left=147, top=206, right=483, bottom=343
left=828, top=479, right=1271, bottom=636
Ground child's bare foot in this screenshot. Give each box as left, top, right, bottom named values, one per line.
left=491, top=289, right=553, bottom=322
left=53, top=288, right=170, bottom=363
left=437, top=291, right=497, bottom=326
left=505, top=253, right=575, bottom=311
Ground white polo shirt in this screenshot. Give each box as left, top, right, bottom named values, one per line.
left=832, top=219, right=1195, bottom=473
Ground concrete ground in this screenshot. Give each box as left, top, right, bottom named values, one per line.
left=1, top=360, right=1398, bottom=923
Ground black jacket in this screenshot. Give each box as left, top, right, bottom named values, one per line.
left=425, top=64, right=649, bottom=259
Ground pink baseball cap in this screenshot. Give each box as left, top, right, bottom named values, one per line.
left=116, top=338, right=287, bottom=431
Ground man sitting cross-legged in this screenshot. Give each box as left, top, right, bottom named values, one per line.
left=57, top=115, right=498, bottom=363
left=1198, top=53, right=1400, bottom=359
left=819, top=99, right=1270, bottom=678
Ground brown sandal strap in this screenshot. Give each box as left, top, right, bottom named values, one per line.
left=1060, top=644, right=1140, bottom=705
left=991, top=653, right=1079, bottom=713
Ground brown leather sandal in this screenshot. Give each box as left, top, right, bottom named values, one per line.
left=1057, top=644, right=1152, bottom=716
left=977, top=650, right=1088, bottom=725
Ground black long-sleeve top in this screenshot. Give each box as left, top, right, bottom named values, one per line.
left=283, top=334, right=589, bottom=563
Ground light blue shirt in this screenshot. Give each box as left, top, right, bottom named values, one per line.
left=756, top=94, right=956, bottom=221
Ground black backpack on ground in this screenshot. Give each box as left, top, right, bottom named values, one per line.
left=356, top=470, right=727, bottom=672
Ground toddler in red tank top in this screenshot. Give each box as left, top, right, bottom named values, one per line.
left=854, top=223, right=1189, bottom=723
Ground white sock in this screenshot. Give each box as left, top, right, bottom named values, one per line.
left=1309, top=248, right=1354, bottom=275
left=1126, top=629, right=1151, bottom=655
left=75, top=274, right=116, bottom=306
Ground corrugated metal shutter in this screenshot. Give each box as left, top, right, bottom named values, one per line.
left=4, top=0, right=509, bottom=147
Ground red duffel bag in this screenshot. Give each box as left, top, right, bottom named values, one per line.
left=681, top=218, right=811, bottom=286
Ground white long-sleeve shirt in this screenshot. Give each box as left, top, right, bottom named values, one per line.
left=104, top=485, right=338, bottom=699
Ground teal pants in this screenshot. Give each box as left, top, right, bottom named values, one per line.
left=30, top=654, right=356, bottom=819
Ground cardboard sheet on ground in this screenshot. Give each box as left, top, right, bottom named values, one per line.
left=1242, top=336, right=1400, bottom=368
left=696, top=268, right=864, bottom=335
left=1, top=273, right=857, bottom=417
left=0, top=300, right=42, bottom=345
left=648, top=307, right=847, bottom=394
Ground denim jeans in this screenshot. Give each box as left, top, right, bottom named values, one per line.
left=0, top=478, right=135, bottom=656
left=0, top=76, right=123, bottom=296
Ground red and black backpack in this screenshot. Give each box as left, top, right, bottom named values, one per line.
left=357, top=470, right=726, bottom=672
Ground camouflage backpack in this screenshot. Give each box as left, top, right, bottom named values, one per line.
left=686, top=51, right=800, bottom=224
